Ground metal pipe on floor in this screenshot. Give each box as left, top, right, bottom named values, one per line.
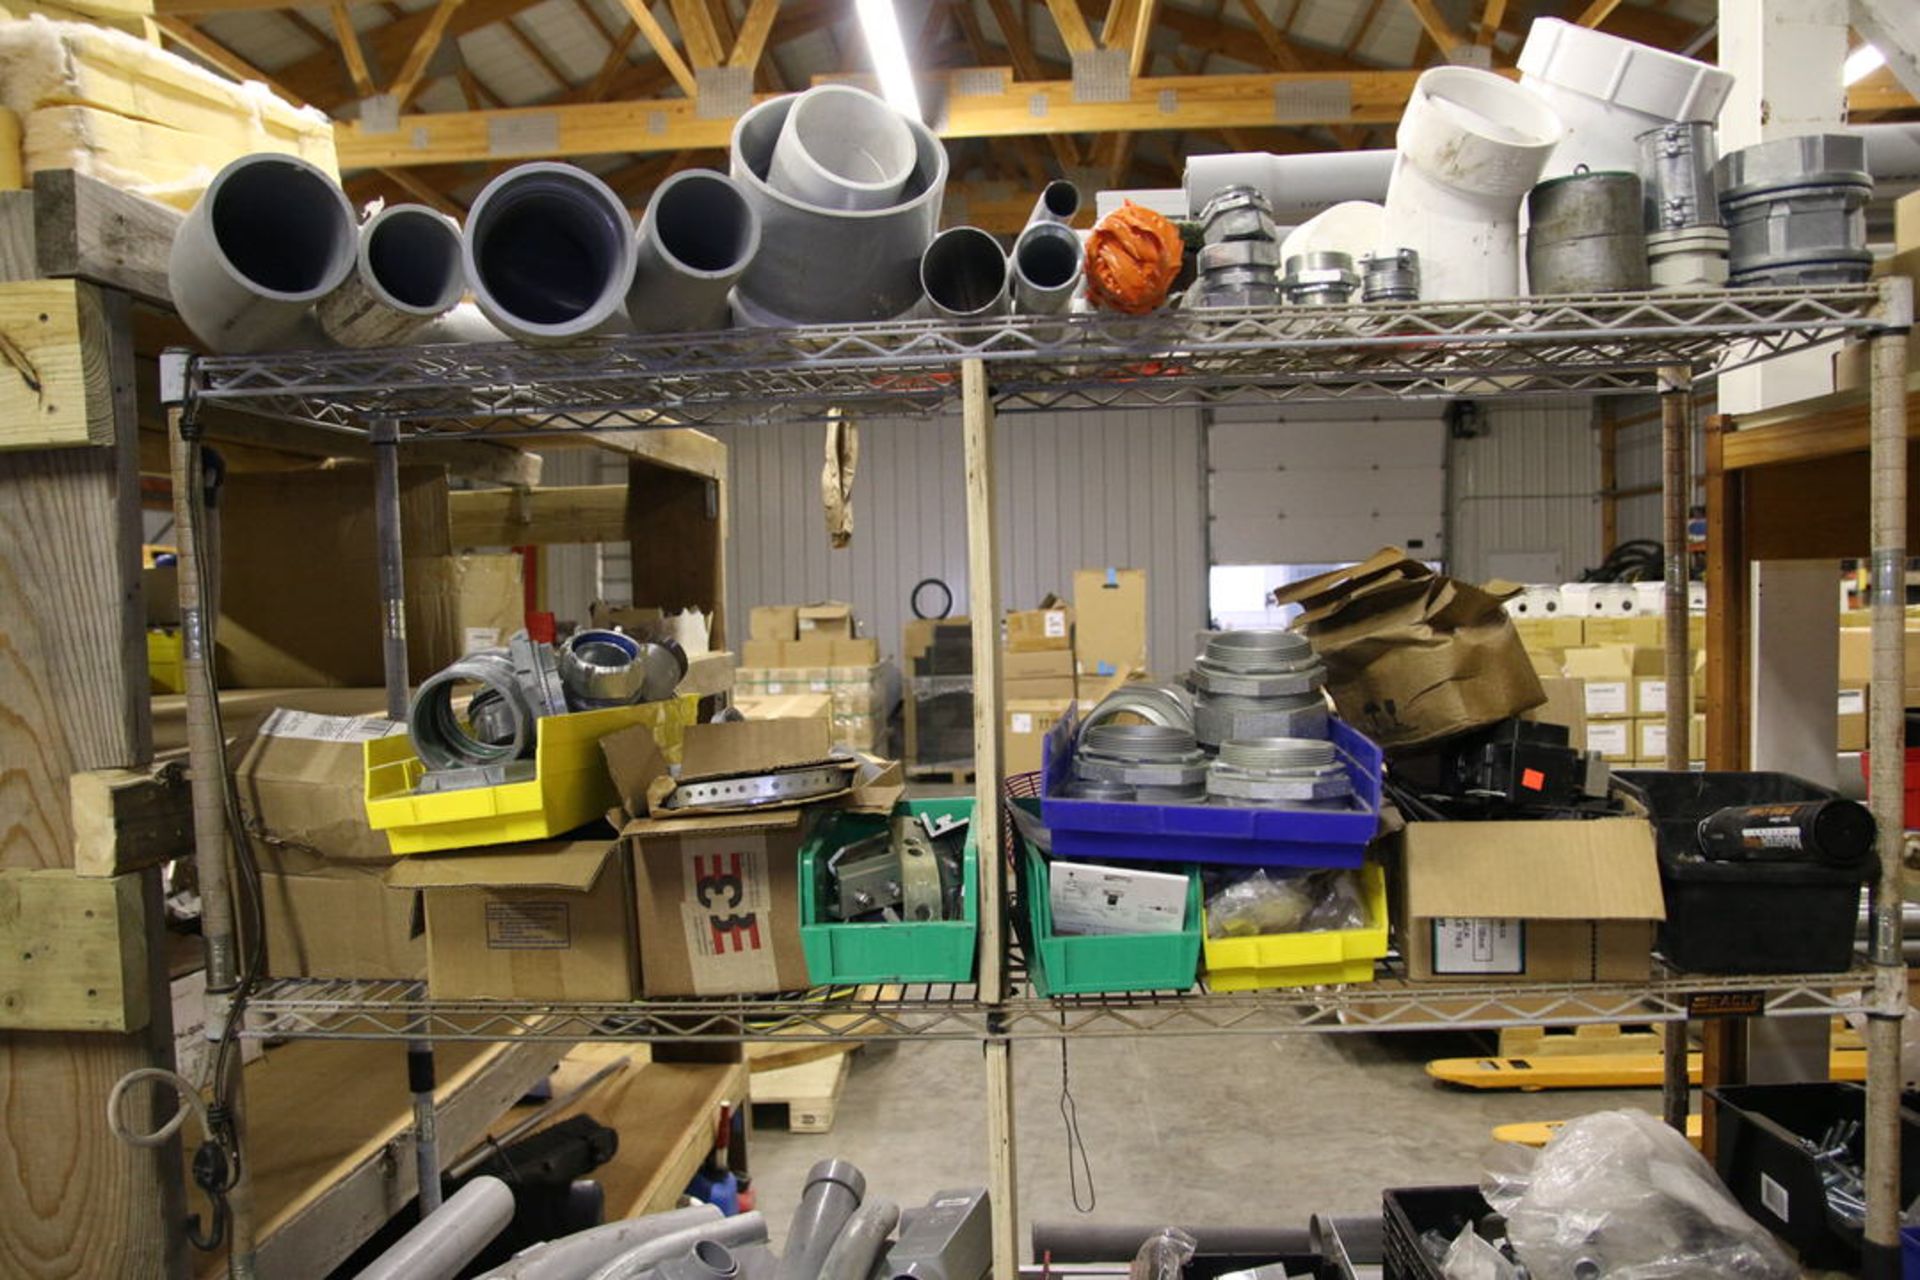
left=354, top=1175, right=514, bottom=1280
left=318, top=203, right=466, bottom=347
left=921, top=227, right=1009, bottom=320
left=627, top=170, right=761, bottom=333
left=464, top=163, right=637, bottom=342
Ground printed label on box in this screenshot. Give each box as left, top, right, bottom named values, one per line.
left=1583, top=680, right=1630, bottom=717
left=1760, top=1172, right=1789, bottom=1222
left=485, top=901, right=571, bottom=949
left=680, top=845, right=779, bottom=993
left=259, top=707, right=404, bottom=743
left=1640, top=678, right=1667, bottom=715
left=463, top=626, right=501, bottom=655
left=1587, top=721, right=1630, bottom=758
left=1043, top=610, right=1067, bottom=638
left=1839, top=689, right=1866, bottom=715
left=1011, top=713, right=1034, bottom=734
left=1430, top=918, right=1524, bottom=975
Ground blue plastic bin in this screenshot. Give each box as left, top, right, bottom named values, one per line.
left=1904, top=1226, right=1920, bottom=1280
left=1038, top=708, right=1382, bottom=868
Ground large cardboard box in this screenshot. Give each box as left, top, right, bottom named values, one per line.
left=1512, top=616, right=1585, bottom=652
left=1584, top=718, right=1632, bottom=762
left=1839, top=683, right=1867, bottom=752
left=831, top=637, right=880, bottom=666
left=735, top=692, right=833, bottom=723
left=1006, top=602, right=1073, bottom=652
left=742, top=639, right=785, bottom=668
left=1560, top=645, right=1659, bottom=721
left=797, top=602, right=855, bottom=638
left=1393, top=817, right=1664, bottom=982
left=1522, top=676, right=1587, bottom=750
left=1007, top=675, right=1077, bottom=702
left=786, top=637, right=837, bottom=667
left=388, top=840, right=637, bottom=1001
left=749, top=605, right=799, bottom=642
left=1003, top=648, right=1075, bottom=682
left=1839, top=627, right=1920, bottom=700
left=1583, top=615, right=1704, bottom=649
left=411, top=553, right=525, bottom=662
left=257, top=850, right=424, bottom=980
left=237, top=708, right=403, bottom=863
left=1635, top=713, right=1705, bottom=763
left=1005, top=697, right=1071, bottom=776
left=1073, top=568, right=1147, bottom=681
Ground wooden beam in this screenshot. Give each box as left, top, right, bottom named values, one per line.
left=375, top=166, right=464, bottom=217
left=1475, top=0, right=1505, bottom=44
left=449, top=483, right=632, bottom=546
left=0, top=869, right=148, bottom=1032
left=582, top=23, right=644, bottom=99
left=387, top=0, right=467, bottom=107
left=500, top=17, right=575, bottom=92
left=573, top=0, right=617, bottom=43
left=153, top=17, right=307, bottom=107
left=728, top=0, right=779, bottom=69
left=70, top=761, right=189, bottom=878
left=1122, top=0, right=1157, bottom=77
left=973, top=0, right=1078, bottom=172
left=669, top=0, right=725, bottom=66
left=1044, top=0, right=1097, bottom=53
left=337, top=66, right=1427, bottom=167
left=1081, top=0, right=1360, bottom=71
left=0, top=280, right=115, bottom=451
left=1400, top=0, right=1464, bottom=54
left=617, top=0, right=700, bottom=97
left=1574, top=0, right=1623, bottom=28
left=1236, top=0, right=1304, bottom=70
left=1346, top=0, right=1386, bottom=55
left=329, top=0, right=375, bottom=96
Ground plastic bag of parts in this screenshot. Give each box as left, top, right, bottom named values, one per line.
left=1202, top=867, right=1368, bottom=940
left=1127, top=1227, right=1196, bottom=1280
left=1441, top=1224, right=1520, bottom=1280
left=1481, top=1109, right=1797, bottom=1280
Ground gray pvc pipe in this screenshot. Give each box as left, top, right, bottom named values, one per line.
left=768, top=84, right=917, bottom=212
left=777, top=1159, right=867, bottom=1280
left=353, top=1175, right=514, bottom=1280
left=584, top=1212, right=769, bottom=1280
left=627, top=169, right=761, bottom=334
left=415, top=302, right=507, bottom=345
left=1029, top=180, right=1081, bottom=226
left=476, top=1205, right=722, bottom=1280
left=168, top=153, right=357, bottom=353
left=463, top=162, right=637, bottom=343
left=819, top=1197, right=900, bottom=1280
left=1010, top=220, right=1081, bottom=315
left=921, top=227, right=1009, bottom=320
left=318, top=203, right=465, bottom=347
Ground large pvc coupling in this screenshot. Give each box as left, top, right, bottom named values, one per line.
left=628, top=169, right=761, bottom=334
left=464, top=163, right=637, bottom=342
left=769, top=85, right=917, bottom=211
left=1397, top=67, right=1564, bottom=201
left=168, top=153, right=357, bottom=353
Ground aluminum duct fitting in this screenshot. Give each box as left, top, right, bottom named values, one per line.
left=168, top=153, right=357, bottom=353
left=354, top=1175, right=514, bottom=1280
left=921, top=226, right=1008, bottom=320
left=1184, top=149, right=1395, bottom=220
left=1282, top=251, right=1359, bottom=306
left=1646, top=225, right=1729, bottom=289
left=1382, top=66, right=1564, bottom=302
left=464, top=162, right=637, bottom=342
left=1279, top=200, right=1385, bottom=266
left=1011, top=219, right=1081, bottom=315
left=1206, top=736, right=1352, bottom=806
left=729, top=93, right=948, bottom=325
left=317, top=202, right=465, bottom=348
left=1524, top=169, right=1650, bottom=294
left=1198, top=185, right=1278, bottom=245
left=628, top=169, right=761, bottom=334
left=1030, top=179, right=1081, bottom=226
left=1638, top=122, right=1720, bottom=233
left=557, top=628, right=685, bottom=707
left=1193, top=241, right=1282, bottom=308
left=1715, top=134, right=1874, bottom=288
left=770, top=84, right=917, bottom=211
left=777, top=1159, right=867, bottom=1280
left=1081, top=681, right=1195, bottom=734
left=1517, top=16, right=1732, bottom=180
left=1361, top=248, right=1420, bottom=302
left=410, top=631, right=568, bottom=774
left=1075, top=724, right=1208, bottom=801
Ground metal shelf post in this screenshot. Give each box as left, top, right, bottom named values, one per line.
left=1658, top=364, right=1694, bottom=1135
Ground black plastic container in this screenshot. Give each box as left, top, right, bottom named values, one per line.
left=1707, top=1082, right=1920, bottom=1268
left=1618, top=770, right=1871, bottom=974
left=1381, top=1186, right=1493, bottom=1280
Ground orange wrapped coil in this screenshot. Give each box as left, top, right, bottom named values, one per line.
left=1084, top=200, right=1184, bottom=314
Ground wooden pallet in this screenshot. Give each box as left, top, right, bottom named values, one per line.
left=751, top=1047, right=853, bottom=1134
left=1497, top=1022, right=1671, bottom=1058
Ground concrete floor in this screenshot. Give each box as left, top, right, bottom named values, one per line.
left=747, top=1031, right=1656, bottom=1259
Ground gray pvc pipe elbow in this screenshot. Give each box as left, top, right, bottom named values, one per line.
left=777, top=1159, right=868, bottom=1280
left=585, top=1212, right=770, bottom=1280
left=318, top=203, right=466, bottom=347
left=353, top=1175, right=514, bottom=1280
left=476, top=1205, right=722, bottom=1280
left=627, top=169, right=761, bottom=334
left=463, top=162, right=638, bottom=343
left=818, top=1197, right=900, bottom=1280
left=167, top=153, right=357, bottom=353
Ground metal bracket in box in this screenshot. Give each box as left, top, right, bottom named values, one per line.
left=828, top=833, right=903, bottom=919
left=896, top=817, right=943, bottom=923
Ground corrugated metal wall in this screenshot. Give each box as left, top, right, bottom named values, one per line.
left=1448, top=399, right=1603, bottom=584
left=685, top=408, right=1208, bottom=675
left=1613, top=394, right=1712, bottom=553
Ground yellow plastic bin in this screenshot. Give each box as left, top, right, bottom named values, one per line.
left=365, top=696, right=697, bottom=854
left=1200, top=862, right=1389, bottom=992
left=148, top=629, right=184, bottom=694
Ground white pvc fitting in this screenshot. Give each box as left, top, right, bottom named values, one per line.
left=1382, top=66, right=1564, bottom=302
left=1279, top=200, right=1385, bottom=267
left=168, top=154, right=357, bottom=353
left=463, top=162, right=637, bottom=343
left=769, top=85, right=917, bottom=211
left=627, top=169, right=761, bottom=334
left=1010, top=220, right=1082, bottom=315
left=317, top=203, right=465, bottom=347
left=1518, top=16, right=1732, bottom=179
left=921, top=226, right=1008, bottom=319
left=1185, top=149, right=1395, bottom=219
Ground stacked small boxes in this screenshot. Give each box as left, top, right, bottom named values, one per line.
left=1003, top=597, right=1076, bottom=776
left=736, top=601, right=900, bottom=754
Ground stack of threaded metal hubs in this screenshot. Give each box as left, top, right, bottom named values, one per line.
left=1072, top=723, right=1209, bottom=801
left=1206, top=737, right=1352, bottom=807
left=1188, top=629, right=1328, bottom=748
left=1191, top=186, right=1282, bottom=307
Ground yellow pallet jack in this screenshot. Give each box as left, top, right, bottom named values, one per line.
left=1428, top=1044, right=1865, bottom=1090
left=1493, top=1114, right=1704, bottom=1149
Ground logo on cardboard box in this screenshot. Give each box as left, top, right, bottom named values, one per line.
left=680, top=846, right=780, bottom=992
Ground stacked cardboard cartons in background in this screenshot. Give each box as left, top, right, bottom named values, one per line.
left=737, top=601, right=900, bottom=753
left=1003, top=596, right=1075, bottom=776
left=1510, top=595, right=1705, bottom=768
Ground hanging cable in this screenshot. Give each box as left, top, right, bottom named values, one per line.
left=1058, top=1033, right=1095, bottom=1213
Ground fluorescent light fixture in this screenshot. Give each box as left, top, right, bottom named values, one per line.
left=1844, top=43, right=1886, bottom=86
left=856, top=0, right=921, bottom=122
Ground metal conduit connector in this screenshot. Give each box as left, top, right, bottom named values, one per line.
left=1207, top=737, right=1353, bottom=806
left=1197, top=185, right=1278, bottom=245
left=556, top=629, right=687, bottom=708
left=1282, top=251, right=1360, bottom=306
left=1715, top=133, right=1874, bottom=288
left=1191, top=240, right=1283, bottom=308
left=1190, top=630, right=1324, bottom=695
left=1074, top=724, right=1208, bottom=799
left=1080, top=681, right=1195, bottom=734
left=1193, top=690, right=1328, bottom=746
left=1524, top=168, right=1650, bottom=295
left=1637, top=122, right=1720, bottom=232
left=1361, top=248, right=1420, bottom=302
left=410, top=631, right=568, bottom=773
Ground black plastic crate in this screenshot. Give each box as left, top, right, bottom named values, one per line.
left=1617, top=770, right=1871, bottom=973
left=1381, top=1186, right=1491, bottom=1280
left=1707, top=1082, right=1920, bottom=1268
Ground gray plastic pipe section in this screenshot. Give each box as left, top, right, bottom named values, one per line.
left=768, top=85, right=917, bottom=212
left=819, top=1197, right=900, bottom=1280
left=318, top=203, right=465, bottom=348
left=1029, top=180, right=1081, bottom=226
left=921, top=227, right=1009, bottom=320
left=353, top=1175, right=514, bottom=1280
left=585, top=1212, right=769, bottom=1280
left=730, top=93, right=948, bottom=325
left=777, top=1159, right=867, bottom=1280
left=476, top=1205, right=722, bottom=1280
left=168, top=153, right=357, bottom=354
left=627, top=169, right=761, bottom=334
left=1010, top=220, right=1081, bottom=315
left=464, top=162, right=637, bottom=343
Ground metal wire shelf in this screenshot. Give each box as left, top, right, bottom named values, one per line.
left=241, top=965, right=1870, bottom=1044
left=176, top=285, right=1886, bottom=435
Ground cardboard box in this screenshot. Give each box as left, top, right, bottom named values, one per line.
left=256, top=851, right=424, bottom=979
left=388, top=840, right=637, bottom=1002
left=749, top=605, right=799, bottom=642
left=1003, top=648, right=1075, bottom=682
left=1839, top=627, right=1920, bottom=698
left=1073, top=568, right=1147, bottom=681
left=172, top=970, right=263, bottom=1085
left=735, top=692, right=833, bottom=723
left=1393, top=816, right=1664, bottom=982
left=830, top=636, right=880, bottom=666
left=1006, top=674, right=1077, bottom=702
left=144, top=562, right=179, bottom=628
left=786, top=637, right=837, bottom=667
left=797, top=602, right=854, bottom=638
left=1839, top=683, right=1868, bottom=752
left=1561, top=645, right=1658, bottom=720
left=1635, top=675, right=1668, bottom=717
left=1583, top=615, right=1704, bottom=649
left=1272, top=549, right=1544, bottom=749
left=411, top=553, right=525, bottom=660
left=1522, top=676, right=1587, bottom=750
left=1585, top=719, right=1632, bottom=762
left=1006, top=603, right=1073, bottom=652
left=1512, top=616, right=1585, bottom=651
left=1635, top=713, right=1705, bottom=762
left=1005, top=697, right=1071, bottom=776
left=237, top=708, right=405, bottom=863
left=678, top=650, right=735, bottom=700
left=741, top=639, right=785, bottom=668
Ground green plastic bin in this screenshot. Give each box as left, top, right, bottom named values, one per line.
left=798, top=798, right=979, bottom=984
left=1021, top=839, right=1202, bottom=996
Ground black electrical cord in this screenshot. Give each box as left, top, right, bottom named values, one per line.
left=1581, top=539, right=1663, bottom=583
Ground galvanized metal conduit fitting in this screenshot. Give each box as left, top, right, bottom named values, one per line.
left=1716, top=134, right=1875, bottom=288
left=1207, top=736, right=1352, bottom=806
left=410, top=633, right=567, bottom=771
left=1075, top=723, right=1207, bottom=798
left=463, top=163, right=637, bottom=342
left=1362, top=248, right=1421, bottom=302
left=921, top=226, right=1008, bottom=319
left=1638, top=122, right=1720, bottom=232
left=1283, top=250, right=1360, bottom=306
left=1525, top=169, right=1650, bottom=295
left=627, top=169, right=761, bottom=334
left=1011, top=220, right=1082, bottom=316
left=1194, top=690, right=1328, bottom=745
left=1080, top=681, right=1195, bottom=734
left=317, top=203, right=465, bottom=348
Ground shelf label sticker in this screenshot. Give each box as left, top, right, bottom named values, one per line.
left=463, top=626, right=502, bottom=655
left=681, top=842, right=778, bottom=993
left=1687, top=990, right=1765, bottom=1018
left=1760, top=1173, right=1789, bottom=1222
left=485, top=901, right=571, bottom=949
left=1431, top=918, right=1524, bottom=975
left=1839, top=689, right=1866, bottom=715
